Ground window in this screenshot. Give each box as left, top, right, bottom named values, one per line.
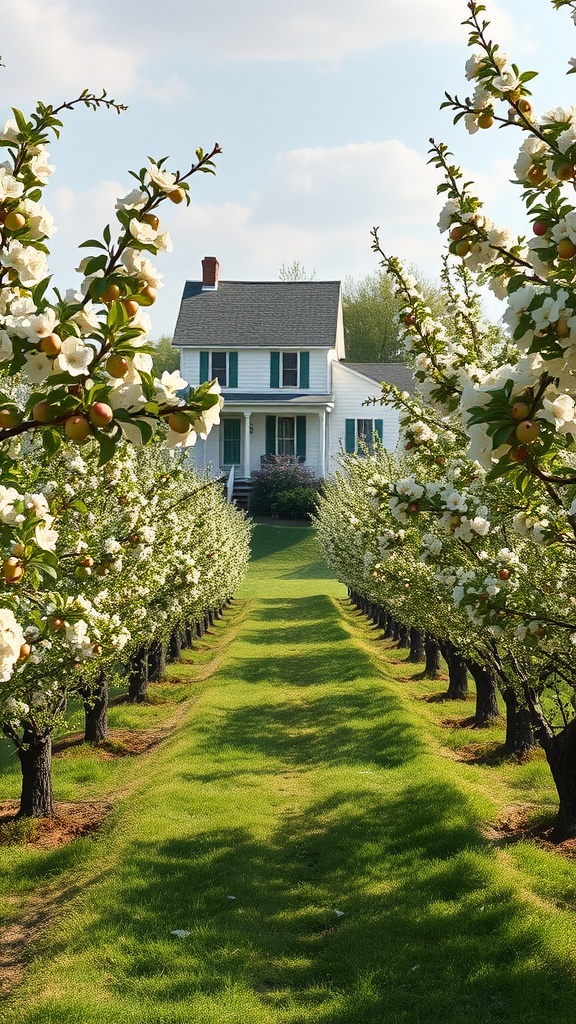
left=211, top=351, right=228, bottom=387
left=222, top=418, right=241, bottom=465
left=265, top=415, right=307, bottom=461
left=277, top=416, right=295, bottom=456
left=270, top=351, right=309, bottom=389
left=200, top=351, right=238, bottom=388
left=282, top=353, right=298, bottom=388
left=345, top=418, right=384, bottom=455
left=357, top=419, right=373, bottom=450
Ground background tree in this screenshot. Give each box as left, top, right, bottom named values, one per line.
left=342, top=269, right=444, bottom=362
left=278, top=260, right=316, bottom=281
left=342, top=271, right=402, bottom=361
left=151, top=335, right=180, bottom=377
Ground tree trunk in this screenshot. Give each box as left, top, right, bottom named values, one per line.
left=392, top=618, right=401, bottom=643
left=445, top=644, right=469, bottom=700
left=409, top=627, right=425, bottom=663
left=17, top=730, right=54, bottom=818
left=384, top=614, right=395, bottom=639
left=128, top=645, right=149, bottom=703
left=503, top=688, right=536, bottom=756
left=466, top=661, right=499, bottom=727
left=83, top=672, right=109, bottom=743
left=168, top=629, right=182, bottom=662
left=537, top=718, right=576, bottom=838
left=148, top=640, right=166, bottom=682
left=398, top=623, right=410, bottom=649
left=424, top=635, right=441, bottom=679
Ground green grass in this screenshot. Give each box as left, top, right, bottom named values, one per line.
left=1, top=524, right=576, bottom=1022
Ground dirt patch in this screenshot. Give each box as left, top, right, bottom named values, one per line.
left=441, top=715, right=478, bottom=729
left=53, top=725, right=173, bottom=759
left=0, top=799, right=110, bottom=849
left=485, top=804, right=576, bottom=858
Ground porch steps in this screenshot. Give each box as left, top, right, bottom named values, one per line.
left=232, top=477, right=254, bottom=512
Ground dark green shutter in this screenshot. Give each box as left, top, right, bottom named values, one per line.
left=296, top=416, right=306, bottom=461
left=270, top=351, right=280, bottom=388
left=299, top=351, right=309, bottom=389
left=199, top=351, right=209, bottom=383
left=375, top=418, right=383, bottom=444
left=265, top=416, right=276, bottom=455
left=229, top=351, right=238, bottom=388
left=345, top=418, right=356, bottom=454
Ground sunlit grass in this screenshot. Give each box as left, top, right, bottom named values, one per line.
left=1, top=524, right=576, bottom=1022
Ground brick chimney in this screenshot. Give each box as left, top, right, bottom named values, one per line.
left=202, top=256, right=219, bottom=290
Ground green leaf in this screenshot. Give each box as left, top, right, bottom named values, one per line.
left=492, top=424, right=515, bottom=448
left=41, top=429, right=62, bottom=456
left=131, top=418, right=155, bottom=445
left=78, top=238, right=108, bottom=250
left=96, top=430, right=119, bottom=466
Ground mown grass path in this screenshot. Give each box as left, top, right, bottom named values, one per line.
left=2, top=524, right=576, bottom=1023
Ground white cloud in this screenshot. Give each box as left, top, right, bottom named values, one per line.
left=1, top=0, right=141, bottom=102
left=250, top=140, right=440, bottom=229
left=0, top=0, right=513, bottom=86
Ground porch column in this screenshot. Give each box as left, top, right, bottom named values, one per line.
left=319, top=409, right=326, bottom=477
left=243, top=412, right=251, bottom=478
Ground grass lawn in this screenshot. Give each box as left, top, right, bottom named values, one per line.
left=1, top=524, right=576, bottom=1023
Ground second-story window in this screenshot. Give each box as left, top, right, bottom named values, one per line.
left=200, top=351, right=238, bottom=388
left=211, top=351, right=228, bottom=387
left=282, top=352, right=298, bottom=388
left=270, top=351, right=309, bottom=389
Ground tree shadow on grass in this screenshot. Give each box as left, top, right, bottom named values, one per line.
left=23, top=778, right=576, bottom=1024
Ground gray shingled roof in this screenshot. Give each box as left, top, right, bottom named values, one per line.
left=342, top=362, right=414, bottom=392
left=172, top=280, right=341, bottom=348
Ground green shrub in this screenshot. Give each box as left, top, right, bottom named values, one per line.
left=250, top=455, right=319, bottom=516
left=269, top=486, right=319, bottom=521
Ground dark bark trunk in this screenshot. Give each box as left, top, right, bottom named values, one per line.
left=538, top=718, right=576, bottom=838
left=377, top=607, right=387, bottom=630
left=168, top=629, right=182, bottom=662
left=17, top=730, right=54, bottom=818
left=409, top=627, right=425, bottom=663
left=196, top=619, right=204, bottom=638
left=392, top=619, right=401, bottom=643
left=424, top=635, right=441, bottom=679
left=128, top=645, right=149, bottom=703
left=466, top=661, right=500, bottom=727
left=185, top=625, right=194, bottom=647
left=147, top=640, right=166, bottom=681
left=445, top=644, right=469, bottom=700
left=503, top=688, right=536, bottom=756
left=384, top=614, right=395, bottom=639
left=398, top=623, right=410, bottom=649
left=83, top=671, right=109, bottom=743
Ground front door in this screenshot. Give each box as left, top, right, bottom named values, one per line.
left=221, top=417, right=241, bottom=467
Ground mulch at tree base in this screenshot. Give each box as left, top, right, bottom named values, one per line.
left=485, top=803, right=576, bottom=858
left=0, top=800, right=111, bottom=848
left=53, top=725, right=173, bottom=758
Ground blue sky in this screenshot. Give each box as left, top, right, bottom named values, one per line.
left=2, top=0, right=575, bottom=337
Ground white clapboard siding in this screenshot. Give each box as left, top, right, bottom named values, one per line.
left=329, top=363, right=400, bottom=470
left=180, top=348, right=330, bottom=392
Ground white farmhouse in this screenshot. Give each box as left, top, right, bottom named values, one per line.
left=172, top=257, right=412, bottom=486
